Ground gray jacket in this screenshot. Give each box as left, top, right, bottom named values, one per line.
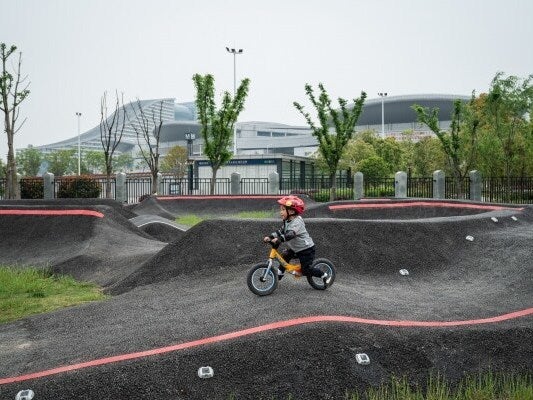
left=269, top=215, right=315, bottom=252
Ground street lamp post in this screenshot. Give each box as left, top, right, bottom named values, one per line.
left=378, top=93, right=387, bottom=139
left=75, top=112, right=82, bottom=175
left=185, top=132, right=196, bottom=194
left=226, top=47, right=243, bottom=154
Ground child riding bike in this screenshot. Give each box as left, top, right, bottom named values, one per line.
left=263, top=195, right=332, bottom=285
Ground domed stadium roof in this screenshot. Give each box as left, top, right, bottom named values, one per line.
left=357, top=94, right=470, bottom=125
left=159, top=121, right=201, bottom=142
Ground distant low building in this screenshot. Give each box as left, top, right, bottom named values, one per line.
left=27, top=94, right=469, bottom=173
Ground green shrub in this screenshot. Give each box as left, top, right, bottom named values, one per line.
left=57, top=175, right=101, bottom=198
left=20, top=178, right=44, bottom=199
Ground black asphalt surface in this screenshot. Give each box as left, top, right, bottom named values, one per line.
left=0, top=196, right=531, bottom=399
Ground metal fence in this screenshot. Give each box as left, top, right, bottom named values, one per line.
left=1, top=175, right=533, bottom=204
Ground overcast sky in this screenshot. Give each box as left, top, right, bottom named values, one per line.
left=1, top=0, right=532, bottom=161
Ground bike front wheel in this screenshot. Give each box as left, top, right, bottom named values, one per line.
left=307, top=258, right=336, bottom=290
left=247, top=262, right=278, bottom=296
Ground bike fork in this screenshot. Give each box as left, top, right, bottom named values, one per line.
left=260, top=259, right=274, bottom=282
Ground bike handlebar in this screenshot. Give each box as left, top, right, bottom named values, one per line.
left=265, top=239, right=281, bottom=249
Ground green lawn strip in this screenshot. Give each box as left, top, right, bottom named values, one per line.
left=175, top=210, right=275, bottom=227
left=0, top=266, right=108, bottom=324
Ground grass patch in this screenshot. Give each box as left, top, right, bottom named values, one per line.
left=344, top=371, right=533, bottom=400
left=175, top=214, right=205, bottom=226
left=235, top=210, right=275, bottom=219
left=176, top=210, right=276, bottom=227
left=0, top=266, right=108, bottom=324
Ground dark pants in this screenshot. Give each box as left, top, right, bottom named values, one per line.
left=280, top=246, right=322, bottom=277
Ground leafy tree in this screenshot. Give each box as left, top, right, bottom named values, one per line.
left=485, top=72, right=533, bottom=180
left=161, top=146, right=188, bottom=178
left=100, top=90, right=126, bottom=197
left=356, top=155, right=389, bottom=181
left=0, top=43, right=30, bottom=199
left=398, top=130, right=416, bottom=176
left=84, top=150, right=106, bottom=174
left=16, top=147, right=42, bottom=176
left=113, top=152, right=134, bottom=172
left=412, top=137, right=447, bottom=177
left=45, top=149, right=76, bottom=176
left=375, top=137, right=403, bottom=175
left=412, top=95, right=479, bottom=198
left=129, top=99, right=166, bottom=194
left=294, top=83, right=367, bottom=200
left=193, top=74, right=250, bottom=194
left=338, top=137, right=377, bottom=172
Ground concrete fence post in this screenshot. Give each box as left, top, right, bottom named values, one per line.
left=156, top=172, right=163, bottom=195
left=43, top=172, right=54, bottom=199
left=16, top=173, right=22, bottom=199
left=354, top=172, right=364, bottom=200
left=268, top=172, right=279, bottom=195
left=433, top=170, right=445, bottom=199
left=231, top=172, right=241, bottom=195
left=469, top=170, right=482, bottom=201
left=115, top=172, right=127, bottom=203
left=395, top=171, right=407, bottom=198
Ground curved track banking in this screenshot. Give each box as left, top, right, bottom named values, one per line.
left=1, top=308, right=532, bottom=385
left=0, top=209, right=104, bottom=217
left=328, top=201, right=524, bottom=211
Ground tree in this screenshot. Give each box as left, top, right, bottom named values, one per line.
left=375, top=137, right=403, bottom=175
left=412, top=95, right=479, bottom=198
left=294, top=83, right=366, bottom=200
left=84, top=150, right=106, bottom=174
left=113, top=152, right=133, bottom=172
left=129, top=98, right=165, bottom=194
left=485, top=72, right=533, bottom=179
left=356, top=155, right=389, bottom=181
left=412, top=137, right=447, bottom=177
left=16, top=147, right=42, bottom=176
left=160, top=145, right=188, bottom=178
left=100, top=90, right=126, bottom=198
left=338, top=137, right=377, bottom=172
left=45, top=149, right=76, bottom=176
left=0, top=43, right=30, bottom=199
left=193, top=74, right=250, bottom=194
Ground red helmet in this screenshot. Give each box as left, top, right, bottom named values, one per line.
left=277, top=195, right=305, bottom=215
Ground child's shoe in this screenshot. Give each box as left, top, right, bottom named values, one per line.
left=277, top=269, right=285, bottom=280
left=321, top=271, right=332, bottom=285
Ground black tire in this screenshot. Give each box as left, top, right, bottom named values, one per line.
left=247, top=262, right=278, bottom=296
left=307, top=258, right=336, bottom=290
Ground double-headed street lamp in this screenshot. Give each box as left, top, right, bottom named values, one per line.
left=378, top=93, right=387, bottom=139
left=226, top=47, right=243, bottom=154
left=75, top=112, right=82, bottom=175
left=185, top=132, right=196, bottom=194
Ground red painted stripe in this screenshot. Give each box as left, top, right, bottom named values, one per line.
left=157, top=195, right=283, bottom=200
left=0, top=209, right=104, bottom=218
left=329, top=201, right=524, bottom=211
left=1, top=307, right=531, bottom=385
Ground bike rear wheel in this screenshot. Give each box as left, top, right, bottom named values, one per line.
left=247, top=262, right=278, bottom=296
left=307, top=258, right=336, bottom=290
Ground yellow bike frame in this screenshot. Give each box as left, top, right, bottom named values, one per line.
left=269, top=247, right=303, bottom=278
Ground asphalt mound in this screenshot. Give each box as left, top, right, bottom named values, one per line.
left=0, top=203, right=165, bottom=288
left=304, top=198, right=526, bottom=219
left=110, top=205, right=531, bottom=296
left=130, top=194, right=318, bottom=218
left=129, top=215, right=187, bottom=243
